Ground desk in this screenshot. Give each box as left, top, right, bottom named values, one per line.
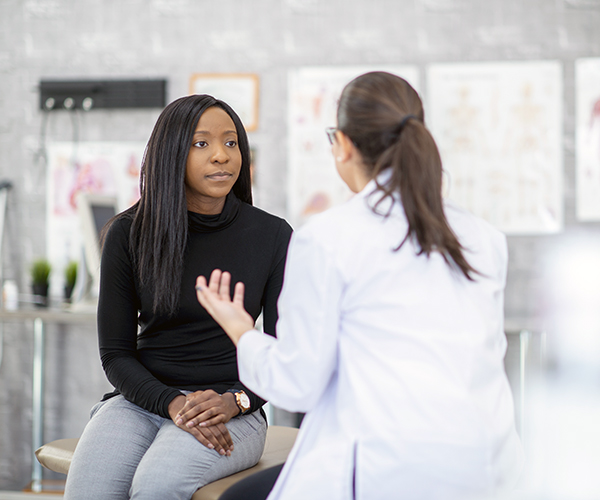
left=0, top=308, right=96, bottom=492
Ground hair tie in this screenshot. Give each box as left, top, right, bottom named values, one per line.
left=394, top=114, right=419, bottom=135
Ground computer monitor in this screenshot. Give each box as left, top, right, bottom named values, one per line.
left=71, top=193, right=118, bottom=308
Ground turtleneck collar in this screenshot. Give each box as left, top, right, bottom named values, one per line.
left=187, top=191, right=241, bottom=233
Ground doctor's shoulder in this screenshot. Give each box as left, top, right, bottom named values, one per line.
left=292, top=200, right=365, bottom=253
left=443, top=200, right=508, bottom=270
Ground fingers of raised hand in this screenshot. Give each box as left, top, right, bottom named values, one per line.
left=195, top=275, right=212, bottom=311
left=208, top=269, right=222, bottom=294
left=196, top=275, right=208, bottom=293
left=233, top=282, right=245, bottom=308
left=197, top=272, right=244, bottom=308
left=218, top=272, right=232, bottom=300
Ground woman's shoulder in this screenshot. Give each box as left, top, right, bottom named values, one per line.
left=102, top=211, right=135, bottom=248
left=107, top=211, right=133, bottom=232
left=239, top=203, right=293, bottom=237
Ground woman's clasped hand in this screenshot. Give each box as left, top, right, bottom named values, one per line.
left=169, top=390, right=239, bottom=456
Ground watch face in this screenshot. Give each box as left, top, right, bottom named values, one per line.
left=239, top=392, right=251, bottom=410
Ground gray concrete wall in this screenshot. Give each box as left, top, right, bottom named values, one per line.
left=0, top=0, right=599, bottom=490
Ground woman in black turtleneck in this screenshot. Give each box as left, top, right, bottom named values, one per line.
left=64, top=95, right=292, bottom=500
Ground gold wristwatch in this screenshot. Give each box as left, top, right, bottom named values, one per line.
left=227, top=389, right=251, bottom=416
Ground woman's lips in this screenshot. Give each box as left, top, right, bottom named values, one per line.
left=206, top=172, right=232, bottom=181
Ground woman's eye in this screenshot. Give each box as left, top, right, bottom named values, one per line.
left=193, top=141, right=208, bottom=148
left=225, top=140, right=237, bottom=148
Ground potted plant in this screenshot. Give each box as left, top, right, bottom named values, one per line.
left=64, top=260, right=77, bottom=302
left=30, top=258, right=51, bottom=307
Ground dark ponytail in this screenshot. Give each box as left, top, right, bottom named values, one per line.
left=337, top=72, right=477, bottom=280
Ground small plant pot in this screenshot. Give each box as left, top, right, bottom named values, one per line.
left=32, top=283, right=49, bottom=308
left=64, top=284, right=74, bottom=303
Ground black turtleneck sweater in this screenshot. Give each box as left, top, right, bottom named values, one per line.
left=97, top=194, right=293, bottom=419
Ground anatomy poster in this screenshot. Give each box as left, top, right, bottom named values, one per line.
left=427, top=61, right=563, bottom=234
left=287, top=65, right=420, bottom=228
left=46, top=142, right=144, bottom=292
left=576, top=58, right=600, bottom=221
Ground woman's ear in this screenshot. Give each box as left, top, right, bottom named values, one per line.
left=332, top=131, right=370, bottom=193
left=333, top=130, right=356, bottom=163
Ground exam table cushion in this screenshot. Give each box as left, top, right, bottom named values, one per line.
left=35, top=425, right=298, bottom=500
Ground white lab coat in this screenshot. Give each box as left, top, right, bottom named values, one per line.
left=237, top=177, right=523, bottom=500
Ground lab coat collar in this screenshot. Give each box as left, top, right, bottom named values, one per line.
left=357, top=168, right=399, bottom=216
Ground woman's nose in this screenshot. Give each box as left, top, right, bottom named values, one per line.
left=211, top=145, right=229, bottom=163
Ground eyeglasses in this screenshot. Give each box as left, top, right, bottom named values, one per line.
left=325, top=127, right=337, bottom=145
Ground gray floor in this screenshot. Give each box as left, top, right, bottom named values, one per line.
left=0, top=494, right=62, bottom=499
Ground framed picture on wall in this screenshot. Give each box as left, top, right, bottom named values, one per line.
left=189, top=73, right=259, bottom=131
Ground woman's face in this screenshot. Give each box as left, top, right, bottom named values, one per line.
left=184, top=106, right=242, bottom=214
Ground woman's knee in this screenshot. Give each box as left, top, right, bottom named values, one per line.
left=75, top=397, right=160, bottom=461
left=65, top=397, right=162, bottom=499
left=129, top=460, right=208, bottom=500
left=129, top=415, right=267, bottom=498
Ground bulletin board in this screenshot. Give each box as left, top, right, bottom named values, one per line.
left=46, top=141, right=145, bottom=293
left=427, top=61, right=564, bottom=234
left=575, top=58, right=600, bottom=221
left=189, top=73, right=260, bottom=131
left=287, top=65, right=420, bottom=228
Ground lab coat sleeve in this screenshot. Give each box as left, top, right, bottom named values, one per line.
left=237, top=228, right=344, bottom=413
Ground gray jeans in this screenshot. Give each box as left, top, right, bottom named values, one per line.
left=64, top=394, right=267, bottom=500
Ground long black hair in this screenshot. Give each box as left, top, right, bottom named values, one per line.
left=337, top=72, right=477, bottom=280
left=106, top=94, right=253, bottom=316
